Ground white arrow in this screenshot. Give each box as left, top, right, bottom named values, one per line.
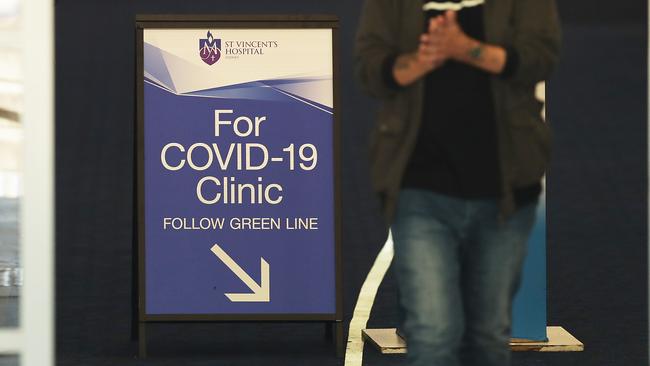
left=210, top=244, right=270, bottom=302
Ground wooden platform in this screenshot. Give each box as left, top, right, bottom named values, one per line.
left=362, top=326, right=584, bottom=354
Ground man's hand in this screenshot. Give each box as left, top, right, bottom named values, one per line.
left=430, top=10, right=508, bottom=74
left=392, top=10, right=507, bottom=87
left=392, top=15, right=446, bottom=86
left=416, top=15, right=448, bottom=69
left=428, top=10, right=474, bottom=61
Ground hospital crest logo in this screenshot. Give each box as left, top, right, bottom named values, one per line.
left=199, top=31, right=221, bottom=65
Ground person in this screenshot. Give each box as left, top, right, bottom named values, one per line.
left=354, top=1, right=561, bottom=365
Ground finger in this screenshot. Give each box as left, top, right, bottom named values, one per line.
left=428, top=18, right=438, bottom=33
left=426, top=38, right=444, bottom=51
left=445, top=10, right=457, bottom=24
left=429, top=15, right=446, bottom=33
left=427, top=34, right=442, bottom=45
left=419, top=37, right=438, bottom=50
left=419, top=45, right=439, bottom=58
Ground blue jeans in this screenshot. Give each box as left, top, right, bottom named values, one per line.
left=392, top=188, right=538, bottom=366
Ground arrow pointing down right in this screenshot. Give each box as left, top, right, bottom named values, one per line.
left=210, top=244, right=270, bottom=302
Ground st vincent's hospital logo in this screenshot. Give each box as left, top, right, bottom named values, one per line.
left=199, top=30, right=280, bottom=65
left=199, top=31, right=221, bottom=65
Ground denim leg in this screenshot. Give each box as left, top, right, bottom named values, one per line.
left=461, top=201, right=538, bottom=366
left=392, top=189, right=465, bottom=366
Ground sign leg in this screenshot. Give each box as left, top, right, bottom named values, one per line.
left=131, top=317, right=138, bottom=341
left=131, top=179, right=139, bottom=341
left=138, top=322, right=147, bottom=358
left=324, top=322, right=333, bottom=341
left=335, top=321, right=344, bottom=358
left=131, top=251, right=138, bottom=341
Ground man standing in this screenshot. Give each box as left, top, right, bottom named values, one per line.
left=355, top=1, right=560, bottom=365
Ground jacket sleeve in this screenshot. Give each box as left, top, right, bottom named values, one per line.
left=354, top=0, right=403, bottom=99
left=507, top=0, right=562, bottom=86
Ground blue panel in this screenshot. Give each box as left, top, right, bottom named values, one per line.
left=511, top=195, right=548, bottom=341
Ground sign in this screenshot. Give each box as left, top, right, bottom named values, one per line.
left=136, top=17, right=341, bottom=321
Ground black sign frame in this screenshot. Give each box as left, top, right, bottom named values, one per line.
left=133, top=14, right=343, bottom=357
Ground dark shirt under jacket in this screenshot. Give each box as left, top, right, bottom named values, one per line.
left=384, top=1, right=541, bottom=207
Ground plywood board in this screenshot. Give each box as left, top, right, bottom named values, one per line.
left=362, top=326, right=583, bottom=354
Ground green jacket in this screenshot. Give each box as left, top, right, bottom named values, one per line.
left=354, top=0, right=561, bottom=225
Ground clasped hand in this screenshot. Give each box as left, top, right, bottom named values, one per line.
left=416, top=10, right=471, bottom=70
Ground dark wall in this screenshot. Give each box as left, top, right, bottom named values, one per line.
left=558, top=0, right=646, bottom=25
left=544, top=25, right=648, bottom=366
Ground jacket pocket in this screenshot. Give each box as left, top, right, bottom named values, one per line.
left=368, top=130, right=403, bottom=192
left=375, top=95, right=408, bottom=136
left=367, top=92, right=412, bottom=193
